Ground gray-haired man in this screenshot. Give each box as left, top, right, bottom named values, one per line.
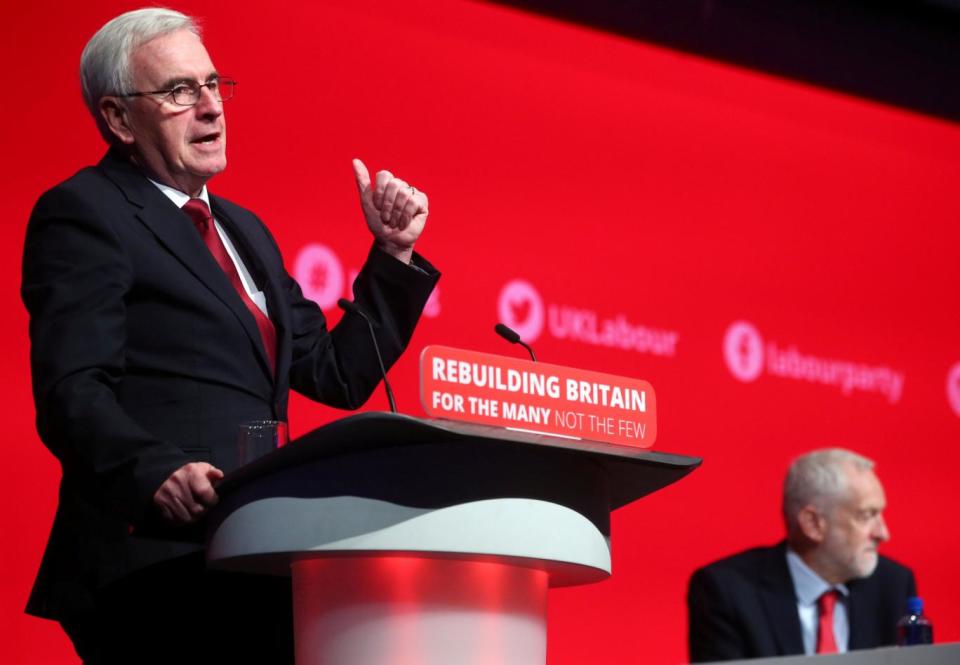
left=687, top=449, right=916, bottom=662
left=23, top=7, right=439, bottom=663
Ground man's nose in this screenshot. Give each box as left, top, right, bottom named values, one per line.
left=194, top=85, right=222, bottom=118
left=873, top=514, right=891, bottom=542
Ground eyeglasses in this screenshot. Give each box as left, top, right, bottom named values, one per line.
left=123, top=78, right=237, bottom=106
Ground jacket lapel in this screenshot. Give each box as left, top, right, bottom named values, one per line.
left=210, top=198, right=289, bottom=388
left=846, top=577, right=874, bottom=650
left=98, top=151, right=274, bottom=382
left=758, top=542, right=805, bottom=655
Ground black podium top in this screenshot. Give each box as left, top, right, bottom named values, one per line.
left=219, top=412, right=700, bottom=512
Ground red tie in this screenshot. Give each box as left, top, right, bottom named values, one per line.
left=816, top=589, right=840, bottom=654
left=183, top=198, right=277, bottom=375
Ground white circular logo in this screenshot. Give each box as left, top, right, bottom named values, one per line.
left=723, top=320, right=764, bottom=382
left=947, top=362, right=960, bottom=418
left=294, top=243, right=344, bottom=310
left=498, top=279, right=544, bottom=343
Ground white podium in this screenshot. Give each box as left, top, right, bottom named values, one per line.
left=206, top=413, right=700, bottom=665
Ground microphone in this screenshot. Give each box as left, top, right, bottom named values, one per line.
left=494, top=323, right=538, bottom=362
left=338, top=298, right=398, bottom=413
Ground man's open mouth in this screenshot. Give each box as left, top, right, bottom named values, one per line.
left=192, top=132, right=221, bottom=144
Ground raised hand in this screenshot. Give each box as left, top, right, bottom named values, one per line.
left=353, top=158, right=428, bottom=264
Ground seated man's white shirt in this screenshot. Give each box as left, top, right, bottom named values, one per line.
left=786, top=548, right=850, bottom=654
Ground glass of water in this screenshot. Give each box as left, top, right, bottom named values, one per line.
left=237, top=419, right=289, bottom=466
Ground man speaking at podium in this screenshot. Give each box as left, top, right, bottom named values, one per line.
left=21, top=8, right=439, bottom=663
left=687, top=449, right=916, bottom=662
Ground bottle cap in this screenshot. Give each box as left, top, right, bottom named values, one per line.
left=907, top=596, right=924, bottom=615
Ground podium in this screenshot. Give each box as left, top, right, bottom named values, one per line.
left=207, top=412, right=700, bottom=665
left=716, top=643, right=960, bottom=665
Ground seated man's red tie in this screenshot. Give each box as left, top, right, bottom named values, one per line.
left=816, top=589, right=840, bottom=654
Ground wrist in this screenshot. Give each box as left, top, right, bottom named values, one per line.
left=376, top=240, right=414, bottom=265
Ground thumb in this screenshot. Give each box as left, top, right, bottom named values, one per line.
left=352, top=158, right=371, bottom=195
left=206, top=465, right=225, bottom=483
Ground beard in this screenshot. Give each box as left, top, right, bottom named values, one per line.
left=845, top=548, right=879, bottom=580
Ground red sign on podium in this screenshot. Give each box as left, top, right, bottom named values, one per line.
left=420, top=345, right=657, bottom=448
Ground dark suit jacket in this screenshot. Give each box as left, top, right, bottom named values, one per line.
left=687, top=542, right=916, bottom=662
left=21, top=150, right=439, bottom=620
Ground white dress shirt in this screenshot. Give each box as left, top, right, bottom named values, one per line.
left=786, top=548, right=850, bottom=654
left=148, top=179, right=270, bottom=318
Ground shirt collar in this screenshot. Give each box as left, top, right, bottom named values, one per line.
left=147, top=177, right=211, bottom=210
left=786, top=547, right=849, bottom=606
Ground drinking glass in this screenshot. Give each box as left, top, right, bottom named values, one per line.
left=237, top=419, right=289, bottom=466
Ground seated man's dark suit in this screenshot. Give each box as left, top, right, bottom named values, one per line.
left=687, top=542, right=916, bottom=662
left=21, top=150, right=439, bottom=662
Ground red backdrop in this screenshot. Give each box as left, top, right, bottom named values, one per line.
left=3, top=1, right=958, bottom=663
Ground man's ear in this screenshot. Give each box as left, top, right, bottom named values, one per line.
left=99, top=97, right=136, bottom=145
left=797, top=504, right=827, bottom=543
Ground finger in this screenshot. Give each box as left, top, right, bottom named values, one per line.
left=352, top=158, right=371, bottom=195
left=373, top=170, right=393, bottom=209
left=153, top=481, right=175, bottom=518
left=170, top=495, right=194, bottom=523
left=381, top=179, right=406, bottom=224
left=198, top=462, right=225, bottom=479
left=189, top=471, right=220, bottom=508
left=178, top=484, right=208, bottom=517
left=399, top=195, right=419, bottom=228
left=391, top=188, right=412, bottom=226
left=172, top=467, right=208, bottom=515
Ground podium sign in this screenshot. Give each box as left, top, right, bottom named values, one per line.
left=420, top=345, right=657, bottom=448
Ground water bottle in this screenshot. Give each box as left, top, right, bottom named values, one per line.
left=897, top=596, right=933, bottom=646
